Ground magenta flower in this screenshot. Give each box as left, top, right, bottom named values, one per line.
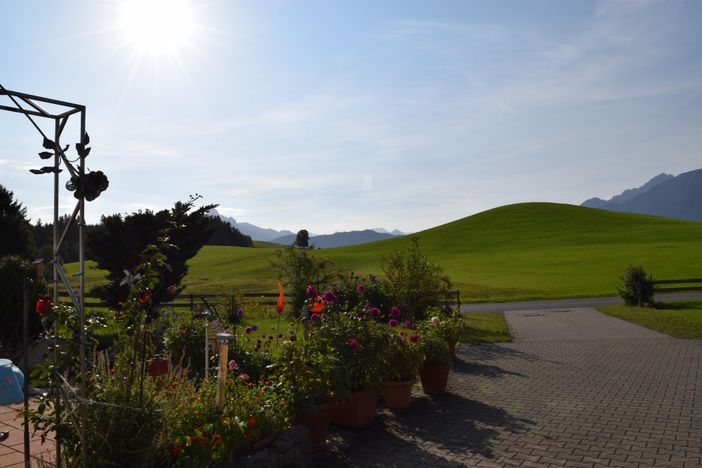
left=348, top=337, right=359, bottom=347
left=369, top=307, right=380, bottom=318
left=245, top=326, right=254, bottom=334
left=251, top=325, right=258, bottom=332
left=306, top=285, right=317, bottom=298
left=310, top=313, right=319, bottom=321
left=410, top=333, right=420, bottom=343
left=390, top=306, right=401, bottom=318
left=322, top=291, right=337, bottom=302
left=228, top=360, right=237, bottom=371
left=404, top=320, right=415, bottom=329
left=388, top=319, right=399, bottom=327
left=235, top=308, right=244, bottom=318
left=356, top=284, right=365, bottom=294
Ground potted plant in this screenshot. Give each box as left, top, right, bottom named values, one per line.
left=381, top=328, right=422, bottom=409
left=310, top=311, right=386, bottom=429
left=417, top=325, right=451, bottom=395
left=273, top=340, right=343, bottom=453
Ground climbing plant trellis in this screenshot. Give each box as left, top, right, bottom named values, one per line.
left=0, top=84, right=108, bottom=467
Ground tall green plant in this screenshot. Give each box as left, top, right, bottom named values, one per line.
left=271, top=245, right=333, bottom=315
left=618, top=265, right=655, bottom=307
left=381, top=237, right=452, bottom=321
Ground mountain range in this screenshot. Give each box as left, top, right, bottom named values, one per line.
left=271, top=230, right=397, bottom=248
left=209, top=209, right=405, bottom=246
left=581, top=168, right=702, bottom=222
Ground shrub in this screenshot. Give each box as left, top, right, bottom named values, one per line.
left=416, top=322, right=450, bottom=367
left=617, top=265, right=655, bottom=307
left=0, top=255, right=45, bottom=346
left=271, top=245, right=334, bottom=316
left=381, top=237, right=452, bottom=321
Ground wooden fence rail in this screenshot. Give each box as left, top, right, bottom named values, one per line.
left=652, top=278, right=702, bottom=293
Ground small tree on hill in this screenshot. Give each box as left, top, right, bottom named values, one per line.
left=294, top=229, right=309, bottom=248
left=271, top=245, right=333, bottom=315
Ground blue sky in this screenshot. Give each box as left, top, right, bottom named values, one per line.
left=1, top=0, right=701, bottom=234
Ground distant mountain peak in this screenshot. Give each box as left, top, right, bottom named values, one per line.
left=580, top=169, right=701, bottom=222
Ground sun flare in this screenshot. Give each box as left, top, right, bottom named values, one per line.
left=119, top=0, right=195, bottom=56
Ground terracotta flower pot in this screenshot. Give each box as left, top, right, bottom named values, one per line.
left=420, top=364, right=450, bottom=395
left=382, top=381, right=413, bottom=409
left=295, top=401, right=336, bottom=453
left=331, top=390, right=378, bottom=429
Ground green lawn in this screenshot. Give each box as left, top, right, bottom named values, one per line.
left=67, top=203, right=702, bottom=303
left=599, top=301, right=702, bottom=339
left=462, top=312, right=511, bottom=343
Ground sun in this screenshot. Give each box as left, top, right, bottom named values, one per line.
left=118, top=0, right=195, bottom=56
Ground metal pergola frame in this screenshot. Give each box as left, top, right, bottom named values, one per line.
left=1, top=84, right=91, bottom=467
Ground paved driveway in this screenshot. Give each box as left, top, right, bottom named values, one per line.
left=312, top=308, right=702, bottom=467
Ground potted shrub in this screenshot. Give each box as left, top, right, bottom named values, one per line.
left=272, top=340, right=344, bottom=453
left=430, top=312, right=465, bottom=359
left=308, top=310, right=387, bottom=429
left=417, top=326, right=451, bottom=395
left=381, top=327, right=422, bottom=409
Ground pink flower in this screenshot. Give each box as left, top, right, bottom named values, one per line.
left=348, top=338, right=358, bottom=347
left=388, top=319, right=399, bottom=327
left=390, top=306, right=401, bottom=318
left=410, top=333, right=420, bottom=343
left=322, top=291, right=337, bottom=302
left=238, top=373, right=250, bottom=382
left=431, top=316, right=441, bottom=326
left=306, top=285, right=317, bottom=298
left=369, top=307, right=380, bottom=318
left=228, top=360, right=237, bottom=371
left=404, top=320, right=415, bottom=329
left=356, top=284, right=365, bottom=294
left=310, top=313, right=319, bottom=321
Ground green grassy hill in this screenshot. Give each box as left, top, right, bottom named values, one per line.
left=70, top=203, right=702, bottom=302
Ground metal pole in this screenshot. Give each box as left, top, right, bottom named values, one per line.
left=23, top=278, right=31, bottom=468
left=52, top=118, right=62, bottom=468
left=78, top=110, right=88, bottom=468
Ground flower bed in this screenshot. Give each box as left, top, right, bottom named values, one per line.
left=28, top=238, right=465, bottom=465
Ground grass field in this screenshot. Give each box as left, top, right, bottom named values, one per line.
left=67, top=203, right=702, bottom=303
left=599, top=301, right=702, bottom=339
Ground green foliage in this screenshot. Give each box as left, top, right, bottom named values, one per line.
left=0, top=255, right=45, bottom=344
left=271, top=245, right=334, bottom=315
left=271, top=340, right=345, bottom=416
left=381, top=237, right=452, bottom=320
left=205, top=217, right=253, bottom=248
left=417, top=322, right=450, bottom=367
left=88, top=196, right=217, bottom=307
left=294, top=229, right=309, bottom=248
left=383, top=329, right=422, bottom=382
left=32, top=215, right=99, bottom=263
left=617, top=265, right=655, bottom=307
left=0, top=185, right=35, bottom=259
left=162, top=311, right=208, bottom=378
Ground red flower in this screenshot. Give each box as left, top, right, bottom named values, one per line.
left=171, top=446, right=181, bottom=458
left=138, top=293, right=151, bottom=304
left=348, top=337, right=359, bottom=347
left=247, top=417, right=256, bottom=427
left=211, top=432, right=222, bottom=445
left=35, top=296, right=52, bottom=316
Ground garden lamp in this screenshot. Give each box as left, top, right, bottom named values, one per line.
left=215, top=332, right=235, bottom=410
